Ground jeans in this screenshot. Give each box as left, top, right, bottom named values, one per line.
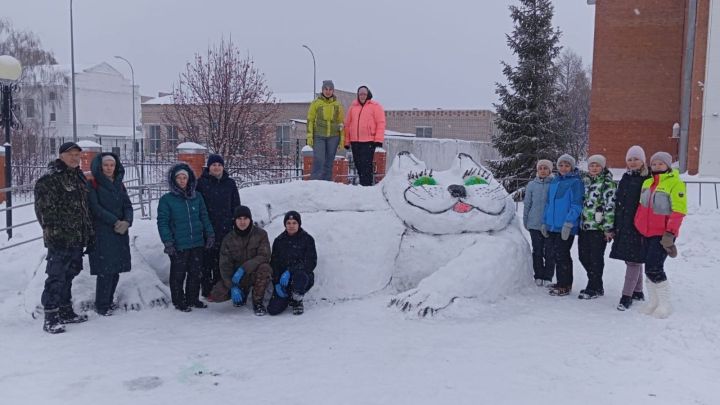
left=311, top=136, right=341, bottom=181
left=267, top=271, right=314, bottom=315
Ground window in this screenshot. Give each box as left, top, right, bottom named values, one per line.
left=166, top=126, right=179, bottom=149
left=49, top=138, right=56, bottom=154
left=50, top=112, right=56, bottom=122
left=276, top=124, right=292, bottom=155
left=416, top=126, right=432, bottom=138
left=149, top=125, right=161, bottom=154
left=48, top=91, right=57, bottom=101
left=25, top=99, right=35, bottom=118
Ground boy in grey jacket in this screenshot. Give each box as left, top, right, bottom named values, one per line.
left=523, top=159, right=555, bottom=286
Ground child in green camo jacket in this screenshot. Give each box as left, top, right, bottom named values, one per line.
left=578, top=154, right=617, bottom=300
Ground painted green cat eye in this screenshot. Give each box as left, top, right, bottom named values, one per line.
left=464, top=176, right=488, bottom=186
left=412, top=176, right=437, bottom=187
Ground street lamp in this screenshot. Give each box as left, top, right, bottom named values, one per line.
left=301, top=45, right=316, bottom=99
left=0, top=55, right=22, bottom=240
left=114, top=55, right=137, bottom=164
left=70, top=0, right=78, bottom=142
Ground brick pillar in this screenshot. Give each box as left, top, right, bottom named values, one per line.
left=332, top=156, right=350, bottom=184
left=176, top=142, right=207, bottom=179
left=302, top=145, right=313, bottom=180
left=0, top=146, right=5, bottom=204
left=77, top=141, right=102, bottom=180
left=373, top=148, right=387, bottom=183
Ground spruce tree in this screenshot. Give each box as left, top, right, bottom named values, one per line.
left=491, top=0, right=562, bottom=192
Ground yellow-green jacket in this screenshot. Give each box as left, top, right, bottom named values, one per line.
left=306, top=95, right=344, bottom=147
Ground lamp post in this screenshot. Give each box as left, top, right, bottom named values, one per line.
left=301, top=45, right=316, bottom=98
left=70, top=0, right=78, bottom=142
left=0, top=55, right=22, bottom=240
left=114, top=56, right=137, bottom=164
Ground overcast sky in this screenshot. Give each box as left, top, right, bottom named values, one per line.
left=4, top=0, right=595, bottom=110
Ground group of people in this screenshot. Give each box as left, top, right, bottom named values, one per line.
left=523, top=146, right=687, bottom=318
left=34, top=144, right=316, bottom=334
left=306, top=80, right=386, bottom=186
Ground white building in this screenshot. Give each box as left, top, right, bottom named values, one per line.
left=700, top=1, right=720, bottom=176
left=20, top=62, right=140, bottom=158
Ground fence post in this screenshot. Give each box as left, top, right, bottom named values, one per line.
left=332, top=156, right=350, bottom=184
left=373, top=147, right=387, bottom=184
left=302, top=145, right=313, bottom=180
left=0, top=145, right=5, bottom=204
left=176, top=142, right=207, bottom=179
left=76, top=140, right=103, bottom=179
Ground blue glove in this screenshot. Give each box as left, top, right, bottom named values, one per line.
left=231, top=286, right=245, bottom=306
left=231, top=267, right=245, bottom=285
left=279, top=270, right=291, bottom=288
left=275, top=283, right=288, bottom=298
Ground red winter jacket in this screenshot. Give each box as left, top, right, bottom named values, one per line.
left=633, top=170, right=687, bottom=237
left=344, top=99, right=386, bottom=147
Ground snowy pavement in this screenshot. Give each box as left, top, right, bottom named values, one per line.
left=1, top=198, right=719, bottom=404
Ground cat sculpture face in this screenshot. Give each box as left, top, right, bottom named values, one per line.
left=381, top=152, right=515, bottom=234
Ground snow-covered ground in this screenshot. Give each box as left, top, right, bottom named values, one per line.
left=1, top=180, right=719, bottom=404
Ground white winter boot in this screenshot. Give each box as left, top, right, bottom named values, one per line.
left=652, top=280, right=672, bottom=319
left=640, top=278, right=659, bottom=315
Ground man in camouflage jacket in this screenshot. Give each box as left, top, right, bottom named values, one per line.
left=34, top=142, right=95, bottom=334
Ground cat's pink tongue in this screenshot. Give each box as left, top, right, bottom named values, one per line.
left=453, top=202, right=472, bottom=213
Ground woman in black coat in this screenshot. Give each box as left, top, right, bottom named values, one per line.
left=610, top=146, right=650, bottom=311
left=88, top=153, right=133, bottom=316
left=267, top=211, right=317, bottom=316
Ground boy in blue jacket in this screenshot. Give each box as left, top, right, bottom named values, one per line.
left=542, top=154, right=585, bottom=296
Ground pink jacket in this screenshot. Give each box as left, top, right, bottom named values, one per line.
left=343, top=99, right=386, bottom=147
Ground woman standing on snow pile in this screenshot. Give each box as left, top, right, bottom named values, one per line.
left=577, top=154, right=616, bottom=300
left=267, top=211, right=318, bottom=316
left=633, top=151, right=687, bottom=319
left=523, top=159, right=555, bottom=287
left=157, top=163, right=215, bottom=312
left=307, top=80, right=345, bottom=181
left=541, top=154, right=585, bottom=297
left=87, top=153, right=133, bottom=316
left=610, top=146, right=651, bottom=311
left=344, top=85, right=386, bottom=186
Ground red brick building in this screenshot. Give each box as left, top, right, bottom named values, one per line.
left=588, top=0, right=716, bottom=175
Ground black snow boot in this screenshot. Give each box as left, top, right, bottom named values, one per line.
left=631, top=291, right=645, bottom=301
left=289, top=299, right=304, bottom=315
left=617, top=295, right=633, bottom=311
left=43, top=311, right=66, bottom=334
left=253, top=302, right=267, bottom=316
left=578, top=288, right=604, bottom=300
left=58, top=305, right=88, bottom=324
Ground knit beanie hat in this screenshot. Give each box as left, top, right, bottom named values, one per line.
left=650, top=151, right=673, bottom=169
left=233, top=205, right=252, bottom=220
left=536, top=159, right=553, bottom=170
left=174, top=169, right=189, bottom=178
left=322, top=80, right=335, bottom=90
left=625, top=145, right=646, bottom=163
left=557, top=154, right=576, bottom=170
left=207, top=154, right=224, bottom=167
left=101, top=154, right=116, bottom=164
left=587, top=154, right=607, bottom=169
left=284, top=210, right=302, bottom=227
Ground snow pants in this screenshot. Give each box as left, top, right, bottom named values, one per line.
left=268, top=271, right=314, bottom=315
left=169, top=247, right=203, bottom=307
left=644, top=236, right=668, bottom=283
left=95, top=273, right=120, bottom=313
left=311, top=135, right=341, bottom=181
left=201, top=244, right=222, bottom=298
left=41, top=247, right=83, bottom=312
left=530, top=229, right=555, bottom=282
left=578, top=230, right=608, bottom=293
left=351, top=142, right=376, bottom=186
left=548, top=232, right=575, bottom=288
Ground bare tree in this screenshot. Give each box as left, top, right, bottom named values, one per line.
left=166, top=37, right=281, bottom=172
left=555, top=49, right=591, bottom=159
left=1, top=19, right=64, bottom=184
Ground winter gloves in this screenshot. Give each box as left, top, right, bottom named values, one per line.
left=660, top=231, right=678, bottom=258
left=231, top=267, right=246, bottom=307
left=373, top=142, right=383, bottom=149
left=114, top=220, right=130, bottom=235
left=541, top=224, right=549, bottom=238
left=561, top=222, right=573, bottom=241
left=163, top=242, right=176, bottom=256
left=205, top=236, right=215, bottom=249
left=274, top=270, right=291, bottom=298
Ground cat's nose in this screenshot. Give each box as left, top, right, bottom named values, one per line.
left=448, top=185, right=467, bottom=198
